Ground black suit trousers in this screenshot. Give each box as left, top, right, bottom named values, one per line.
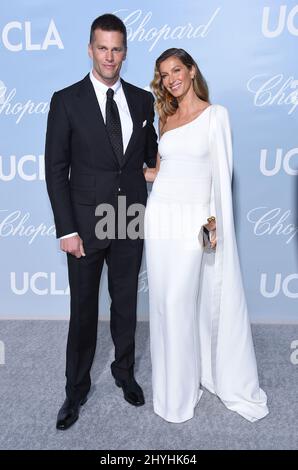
left=65, top=237, right=143, bottom=402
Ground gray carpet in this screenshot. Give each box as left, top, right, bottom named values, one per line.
left=0, top=321, right=297, bottom=450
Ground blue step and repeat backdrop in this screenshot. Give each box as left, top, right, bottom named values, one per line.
left=0, top=0, right=297, bottom=321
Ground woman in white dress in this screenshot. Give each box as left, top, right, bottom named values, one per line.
left=144, top=48, right=269, bottom=423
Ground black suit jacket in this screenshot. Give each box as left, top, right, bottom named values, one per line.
left=45, top=74, right=158, bottom=242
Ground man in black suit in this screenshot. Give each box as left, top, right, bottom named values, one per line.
left=45, top=14, right=158, bottom=430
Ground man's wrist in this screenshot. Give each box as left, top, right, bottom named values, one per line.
left=60, top=232, right=78, bottom=240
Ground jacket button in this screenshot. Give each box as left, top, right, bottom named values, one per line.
left=118, top=170, right=122, bottom=174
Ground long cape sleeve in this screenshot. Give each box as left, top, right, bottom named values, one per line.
left=198, top=104, right=269, bottom=422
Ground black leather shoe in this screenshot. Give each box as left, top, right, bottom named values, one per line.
left=56, top=396, right=87, bottom=430
left=115, top=377, right=145, bottom=406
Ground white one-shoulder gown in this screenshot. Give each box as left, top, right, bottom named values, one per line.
left=144, top=104, right=269, bottom=423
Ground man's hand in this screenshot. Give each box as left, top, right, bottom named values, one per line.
left=60, top=235, right=86, bottom=258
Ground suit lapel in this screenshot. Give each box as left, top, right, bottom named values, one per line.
left=76, top=75, right=119, bottom=166
left=76, top=76, right=143, bottom=168
left=121, top=79, right=143, bottom=166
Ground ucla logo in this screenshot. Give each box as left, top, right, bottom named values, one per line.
left=260, top=273, right=298, bottom=298
left=260, top=148, right=298, bottom=176
left=0, top=154, right=45, bottom=181
left=262, top=5, right=298, bottom=37
left=1, top=19, right=63, bottom=51
left=11, top=272, right=69, bottom=295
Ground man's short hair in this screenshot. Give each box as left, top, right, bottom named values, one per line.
left=89, top=13, right=127, bottom=48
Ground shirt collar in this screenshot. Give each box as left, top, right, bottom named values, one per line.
left=89, top=70, right=121, bottom=100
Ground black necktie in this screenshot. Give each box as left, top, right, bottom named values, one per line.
left=105, top=88, right=123, bottom=164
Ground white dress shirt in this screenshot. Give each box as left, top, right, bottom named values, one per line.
left=60, top=70, right=133, bottom=240
left=89, top=69, right=133, bottom=151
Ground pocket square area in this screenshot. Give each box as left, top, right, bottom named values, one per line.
left=142, top=120, right=147, bottom=127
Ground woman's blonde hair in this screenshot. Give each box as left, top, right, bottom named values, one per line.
left=150, top=48, right=209, bottom=125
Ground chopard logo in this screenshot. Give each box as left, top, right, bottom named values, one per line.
left=247, top=74, right=298, bottom=115
left=0, top=81, right=49, bottom=124
left=115, top=8, right=221, bottom=51
left=0, top=210, right=56, bottom=244
left=247, top=207, right=298, bottom=244
left=0, top=81, right=5, bottom=105
left=138, top=270, right=148, bottom=293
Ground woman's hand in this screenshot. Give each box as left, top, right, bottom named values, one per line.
left=210, top=231, right=217, bottom=249
left=143, top=167, right=158, bottom=182
left=204, top=217, right=217, bottom=249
